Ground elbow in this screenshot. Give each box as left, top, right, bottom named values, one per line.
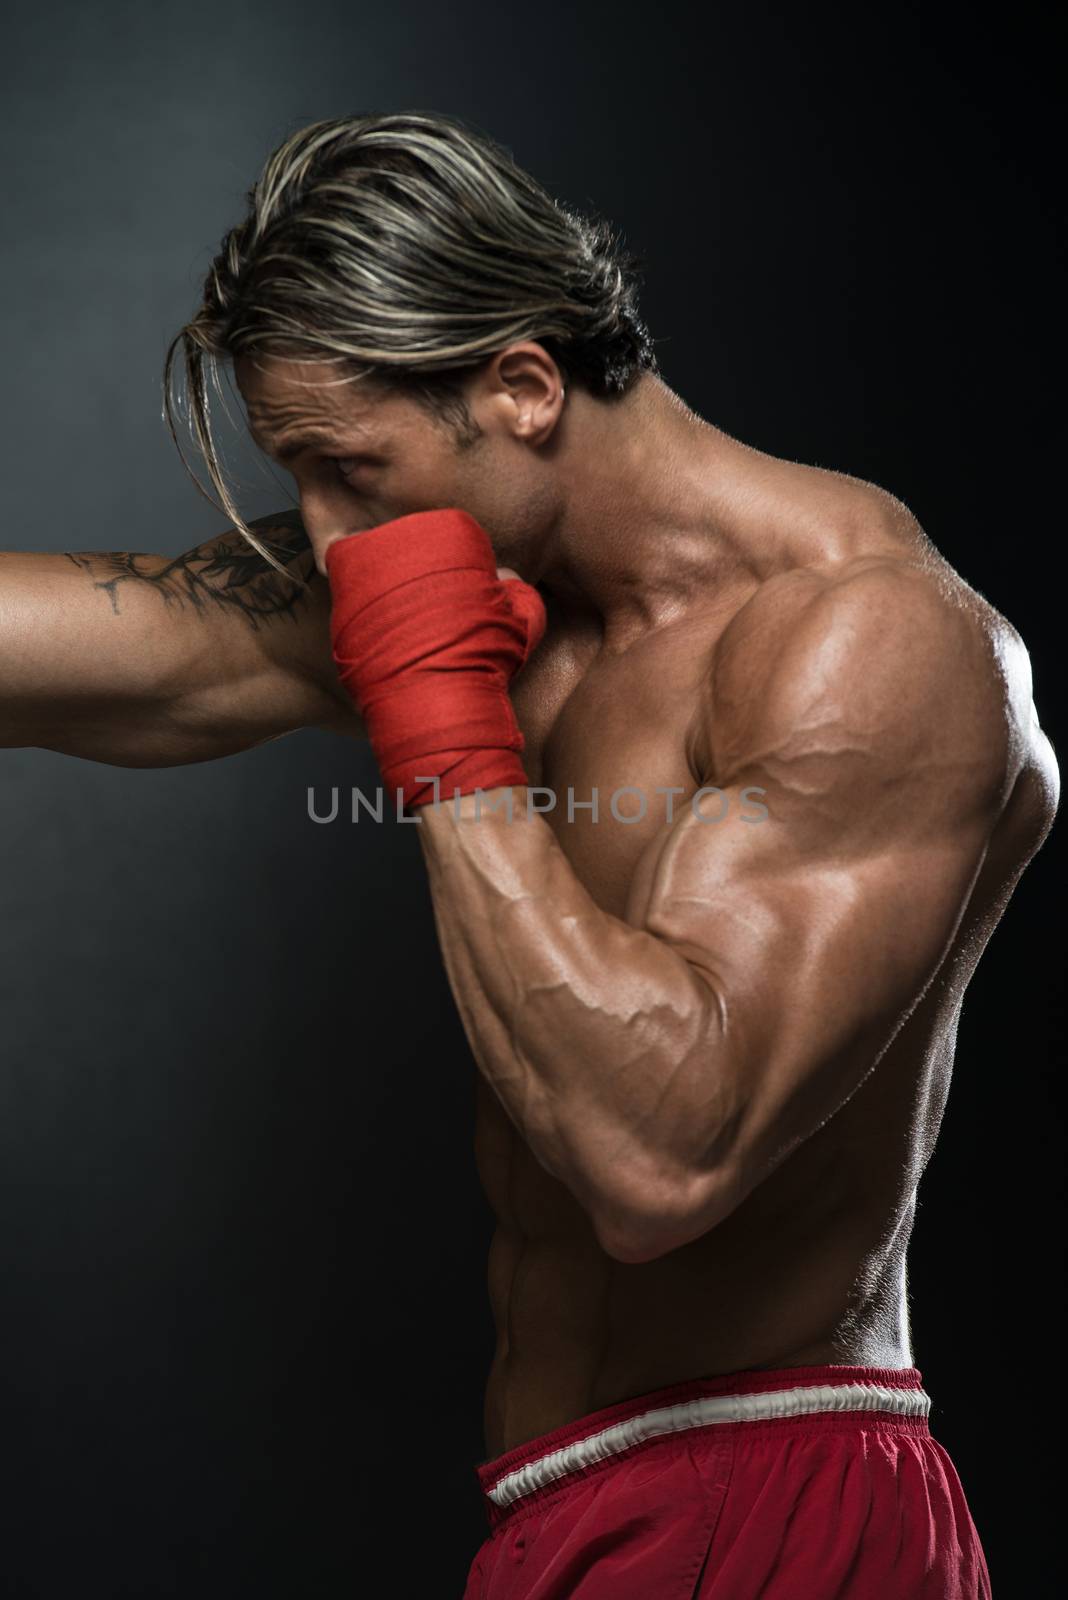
left=595, top=1215, right=672, bottom=1266
left=593, top=1163, right=740, bottom=1265
left=593, top=1208, right=667, bottom=1266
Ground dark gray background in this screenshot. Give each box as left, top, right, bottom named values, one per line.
left=1, top=1, right=1062, bottom=1593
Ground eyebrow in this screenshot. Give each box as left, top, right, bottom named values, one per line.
left=266, top=427, right=356, bottom=464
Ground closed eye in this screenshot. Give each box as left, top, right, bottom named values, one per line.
left=334, top=455, right=379, bottom=481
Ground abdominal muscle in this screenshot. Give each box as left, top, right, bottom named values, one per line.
left=474, top=1015, right=932, bottom=1460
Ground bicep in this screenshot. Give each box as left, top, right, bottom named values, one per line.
left=637, top=781, right=990, bottom=1191
left=628, top=570, right=1012, bottom=1212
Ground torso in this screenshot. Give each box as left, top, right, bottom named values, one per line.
left=473, top=455, right=1058, bottom=1458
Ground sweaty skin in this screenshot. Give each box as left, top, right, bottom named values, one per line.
left=3, top=362, right=1057, bottom=1467
left=422, top=501, right=1059, bottom=1457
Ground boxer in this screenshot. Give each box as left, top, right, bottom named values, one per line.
left=9, top=110, right=1057, bottom=1595
left=233, top=337, right=1048, bottom=1599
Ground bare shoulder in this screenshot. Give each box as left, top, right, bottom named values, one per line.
left=860, top=502, right=1061, bottom=845
left=702, top=467, right=1058, bottom=851
left=712, top=544, right=1035, bottom=815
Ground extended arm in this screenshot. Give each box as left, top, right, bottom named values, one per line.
left=0, top=511, right=362, bottom=765
left=416, top=565, right=1027, bottom=1262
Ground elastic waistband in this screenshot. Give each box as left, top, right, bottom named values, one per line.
left=477, top=1363, right=930, bottom=1525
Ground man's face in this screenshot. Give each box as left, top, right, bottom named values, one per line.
left=236, top=353, right=557, bottom=575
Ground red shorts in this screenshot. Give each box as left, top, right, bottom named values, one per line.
left=462, top=1363, right=991, bottom=1598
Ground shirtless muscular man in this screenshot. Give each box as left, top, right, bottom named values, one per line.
left=4, top=111, right=1057, bottom=1597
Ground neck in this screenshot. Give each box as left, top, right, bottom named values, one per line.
left=527, top=374, right=770, bottom=651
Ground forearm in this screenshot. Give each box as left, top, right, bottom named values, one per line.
left=319, top=507, right=721, bottom=1248
left=417, top=787, right=723, bottom=1251
left=0, top=525, right=357, bottom=764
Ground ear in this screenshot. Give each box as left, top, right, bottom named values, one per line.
left=482, top=341, right=566, bottom=445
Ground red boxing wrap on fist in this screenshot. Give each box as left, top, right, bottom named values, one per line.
left=325, top=509, right=547, bottom=809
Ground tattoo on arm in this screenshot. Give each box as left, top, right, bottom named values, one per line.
left=64, top=519, right=316, bottom=631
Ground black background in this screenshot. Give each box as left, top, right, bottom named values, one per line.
left=0, top=1, right=1062, bottom=1594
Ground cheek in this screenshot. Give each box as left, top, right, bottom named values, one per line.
left=488, top=470, right=553, bottom=539
left=454, top=453, right=537, bottom=527
left=384, top=455, right=461, bottom=513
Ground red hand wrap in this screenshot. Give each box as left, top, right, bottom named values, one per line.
left=326, top=509, right=547, bottom=809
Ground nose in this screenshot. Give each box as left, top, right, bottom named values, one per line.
left=298, top=492, right=374, bottom=576
left=315, top=529, right=354, bottom=577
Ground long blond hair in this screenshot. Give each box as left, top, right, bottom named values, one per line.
left=164, top=110, right=659, bottom=573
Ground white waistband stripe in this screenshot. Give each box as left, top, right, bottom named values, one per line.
left=486, top=1381, right=931, bottom=1509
